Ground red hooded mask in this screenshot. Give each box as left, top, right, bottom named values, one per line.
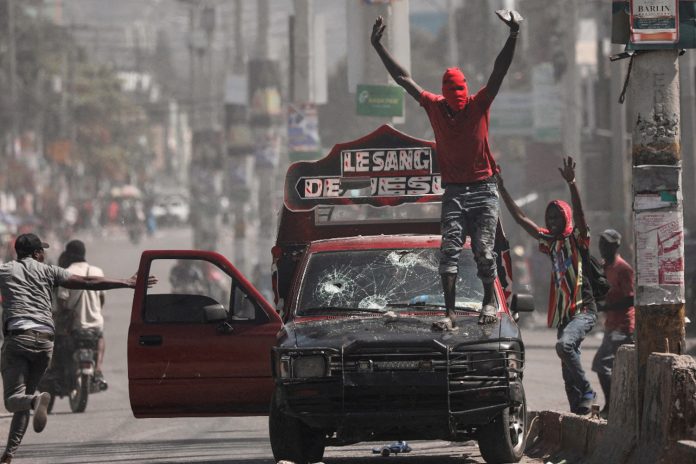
left=442, top=67, right=469, bottom=111
left=541, top=200, right=574, bottom=238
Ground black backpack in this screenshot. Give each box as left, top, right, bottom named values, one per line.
left=583, top=250, right=611, bottom=300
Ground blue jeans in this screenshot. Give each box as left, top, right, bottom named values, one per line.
left=1, top=333, right=53, bottom=458
left=555, top=310, right=597, bottom=412
left=439, top=182, right=499, bottom=283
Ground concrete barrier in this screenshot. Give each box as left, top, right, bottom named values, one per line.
left=586, top=345, right=638, bottom=464
left=636, top=352, right=696, bottom=464
left=525, top=410, right=605, bottom=462
left=530, top=346, right=696, bottom=464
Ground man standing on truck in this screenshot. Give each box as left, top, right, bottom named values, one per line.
left=0, top=233, right=156, bottom=464
left=370, top=10, right=522, bottom=327
left=497, top=158, right=598, bottom=415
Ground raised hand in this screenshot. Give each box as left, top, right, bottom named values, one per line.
left=495, top=9, right=522, bottom=32
left=371, top=16, right=386, bottom=47
left=558, top=156, right=577, bottom=184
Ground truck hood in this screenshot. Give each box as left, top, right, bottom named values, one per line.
left=280, top=313, right=519, bottom=350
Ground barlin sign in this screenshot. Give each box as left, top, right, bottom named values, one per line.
left=630, top=0, right=679, bottom=44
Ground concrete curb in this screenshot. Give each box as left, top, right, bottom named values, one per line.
left=526, top=410, right=606, bottom=461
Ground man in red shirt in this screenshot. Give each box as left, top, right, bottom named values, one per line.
left=371, top=10, right=521, bottom=327
left=591, top=229, right=634, bottom=415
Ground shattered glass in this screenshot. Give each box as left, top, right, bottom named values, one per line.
left=297, top=248, right=483, bottom=315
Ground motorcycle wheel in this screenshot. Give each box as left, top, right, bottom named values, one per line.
left=69, top=374, right=90, bottom=413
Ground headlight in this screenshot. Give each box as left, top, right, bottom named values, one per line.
left=293, top=355, right=328, bottom=378
left=278, top=353, right=329, bottom=379
left=468, top=352, right=505, bottom=374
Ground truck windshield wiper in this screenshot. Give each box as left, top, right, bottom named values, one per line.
left=386, top=302, right=480, bottom=311
left=301, top=306, right=386, bottom=314
left=386, top=302, right=446, bottom=309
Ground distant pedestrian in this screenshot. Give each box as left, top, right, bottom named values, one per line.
left=0, top=233, right=156, bottom=463
left=592, top=229, right=634, bottom=416
left=497, top=157, right=598, bottom=415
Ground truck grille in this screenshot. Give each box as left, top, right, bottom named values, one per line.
left=320, top=344, right=523, bottom=415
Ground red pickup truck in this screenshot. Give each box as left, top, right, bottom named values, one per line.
left=127, top=125, right=533, bottom=464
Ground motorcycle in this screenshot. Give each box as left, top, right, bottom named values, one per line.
left=39, top=329, right=107, bottom=413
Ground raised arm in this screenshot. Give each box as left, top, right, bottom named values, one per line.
left=61, top=273, right=157, bottom=291
left=486, top=10, right=521, bottom=98
left=371, top=16, right=423, bottom=101
left=558, top=156, right=588, bottom=237
left=496, top=173, right=542, bottom=240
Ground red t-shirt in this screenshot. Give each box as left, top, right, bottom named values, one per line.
left=603, top=255, right=635, bottom=333
left=419, top=87, right=496, bottom=184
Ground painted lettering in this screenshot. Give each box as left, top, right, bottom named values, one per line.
left=356, top=151, right=369, bottom=172
left=305, top=178, right=323, bottom=197
left=385, top=151, right=399, bottom=170
left=399, top=150, right=413, bottom=170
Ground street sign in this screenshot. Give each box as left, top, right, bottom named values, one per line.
left=630, top=0, right=679, bottom=45
left=532, top=63, right=562, bottom=143
left=356, top=84, right=404, bottom=117
left=490, top=92, right=533, bottom=136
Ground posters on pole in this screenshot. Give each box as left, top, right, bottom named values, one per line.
left=630, top=0, right=679, bottom=45
left=248, top=59, right=283, bottom=126
left=254, top=127, right=281, bottom=169
left=288, top=103, right=321, bottom=162
left=635, top=208, right=684, bottom=304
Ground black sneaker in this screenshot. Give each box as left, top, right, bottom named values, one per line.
left=1, top=451, right=12, bottom=463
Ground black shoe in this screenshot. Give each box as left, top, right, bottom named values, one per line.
left=1, top=452, right=12, bottom=463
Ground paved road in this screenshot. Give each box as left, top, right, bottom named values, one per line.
left=0, top=227, right=607, bottom=463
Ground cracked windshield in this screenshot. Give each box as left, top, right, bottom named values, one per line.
left=298, top=248, right=483, bottom=315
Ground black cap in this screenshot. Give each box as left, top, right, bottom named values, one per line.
left=65, top=239, right=86, bottom=261
left=600, top=229, right=622, bottom=245
left=14, top=233, right=49, bottom=255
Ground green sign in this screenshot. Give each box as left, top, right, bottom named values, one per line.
left=356, top=84, right=404, bottom=117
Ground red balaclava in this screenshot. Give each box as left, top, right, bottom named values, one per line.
left=442, top=67, right=469, bottom=111
left=542, top=200, right=574, bottom=238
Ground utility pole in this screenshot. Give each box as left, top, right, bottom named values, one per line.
left=7, top=0, right=17, bottom=159
left=627, top=49, right=685, bottom=417
left=185, top=0, right=222, bottom=251
left=679, top=50, right=696, bottom=233
left=250, top=0, right=283, bottom=293
left=610, top=43, right=632, bottom=255
left=446, top=0, right=459, bottom=66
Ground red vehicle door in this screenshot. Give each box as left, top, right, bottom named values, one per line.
left=127, top=250, right=282, bottom=417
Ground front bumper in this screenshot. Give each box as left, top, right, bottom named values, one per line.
left=274, top=340, right=524, bottom=441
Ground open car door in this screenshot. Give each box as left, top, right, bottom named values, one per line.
left=128, top=250, right=282, bottom=418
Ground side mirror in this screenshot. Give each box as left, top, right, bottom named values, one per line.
left=204, top=303, right=228, bottom=323
left=511, top=294, right=535, bottom=313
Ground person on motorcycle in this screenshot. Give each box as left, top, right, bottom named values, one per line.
left=55, top=240, right=109, bottom=389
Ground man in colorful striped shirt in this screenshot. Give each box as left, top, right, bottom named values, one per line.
left=497, top=157, right=598, bottom=415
